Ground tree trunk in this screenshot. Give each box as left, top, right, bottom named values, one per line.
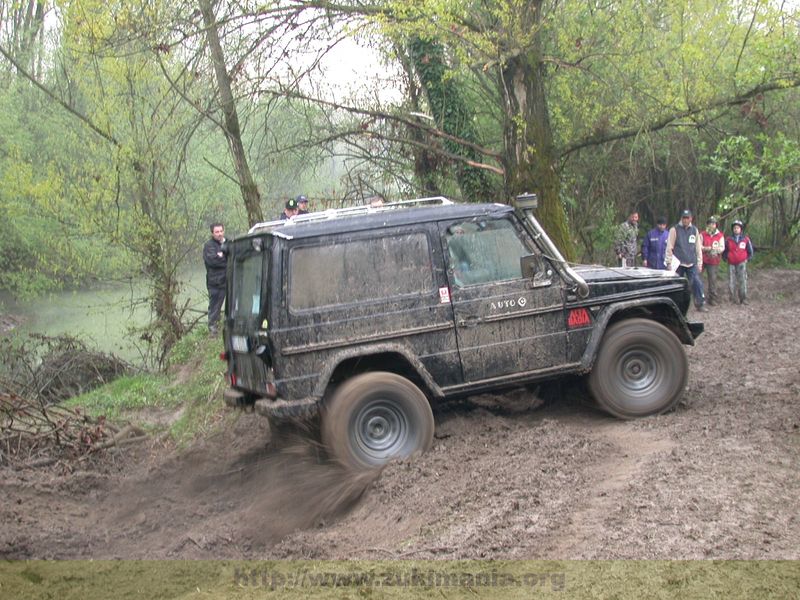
left=499, top=2, right=572, bottom=259
left=409, top=36, right=495, bottom=202
left=199, top=0, right=263, bottom=226
left=133, top=164, right=185, bottom=364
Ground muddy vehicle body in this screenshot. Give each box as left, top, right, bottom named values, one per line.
left=222, top=196, right=703, bottom=469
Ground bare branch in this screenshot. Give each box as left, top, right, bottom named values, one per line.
left=0, top=43, right=119, bottom=147
left=561, top=79, right=800, bottom=158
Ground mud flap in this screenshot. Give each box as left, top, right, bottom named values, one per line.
left=688, top=321, right=704, bottom=340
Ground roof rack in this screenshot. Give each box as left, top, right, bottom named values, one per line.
left=248, top=196, right=454, bottom=234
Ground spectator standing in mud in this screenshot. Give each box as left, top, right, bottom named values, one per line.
left=723, top=219, right=754, bottom=305
left=296, top=195, right=309, bottom=215
left=701, top=216, right=725, bottom=305
left=666, top=209, right=707, bottom=312
left=277, top=198, right=299, bottom=220
left=203, top=222, right=227, bottom=335
left=641, top=216, right=669, bottom=269
left=614, top=210, right=639, bottom=267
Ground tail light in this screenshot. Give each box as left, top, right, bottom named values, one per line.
left=219, top=351, right=228, bottom=361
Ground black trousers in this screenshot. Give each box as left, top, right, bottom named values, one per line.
left=207, top=285, right=226, bottom=328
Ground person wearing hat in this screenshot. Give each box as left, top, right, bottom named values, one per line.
left=296, top=195, right=309, bottom=215
left=701, top=216, right=725, bottom=305
left=722, top=219, right=754, bottom=305
left=278, top=198, right=299, bottom=220
left=642, top=216, right=669, bottom=270
left=613, top=210, right=639, bottom=267
left=666, top=209, right=708, bottom=312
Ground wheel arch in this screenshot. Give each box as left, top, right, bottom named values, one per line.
left=313, top=343, right=443, bottom=403
left=580, top=298, right=695, bottom=372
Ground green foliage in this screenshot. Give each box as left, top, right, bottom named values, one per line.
left=408, top=36, right=497, bottom=201
left=68, top=327, right=228, bottom=442
left=706, top=134, right=800, bottom=209
left=69, top=373, right=175, bottom=416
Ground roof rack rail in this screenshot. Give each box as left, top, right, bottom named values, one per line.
left=248, top=196, right=454, bottom=234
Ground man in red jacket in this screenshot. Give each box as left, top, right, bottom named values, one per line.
left=722, top=220, right=754, bottom=305
left=701, top=216, right=725, bottom=305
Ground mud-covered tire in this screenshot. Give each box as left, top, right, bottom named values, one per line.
left=321, top=372, right=434, bottom=470
left=589, top=318, right=688, bottom=419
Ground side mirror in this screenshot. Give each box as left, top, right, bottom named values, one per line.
left=520, top=254, right=539, bottom=279
left=520, top=254, right=553, bottom=288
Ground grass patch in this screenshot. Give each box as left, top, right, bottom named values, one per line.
left=66, top=327, right=231, bottom=444
left=65, top=373, right=177, bottom=416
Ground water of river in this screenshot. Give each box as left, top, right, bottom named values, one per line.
left=0, top=267, right=207, bottom=365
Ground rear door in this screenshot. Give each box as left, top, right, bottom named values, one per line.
left=440, top=216, right=567, bottom=382
left=226, top=238, right=270, bottom=393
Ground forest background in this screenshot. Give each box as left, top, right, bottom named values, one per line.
left=1, top=0, right=799, bottom=365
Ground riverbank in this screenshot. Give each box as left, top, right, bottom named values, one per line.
left=0, top=267, right=207, bottom=365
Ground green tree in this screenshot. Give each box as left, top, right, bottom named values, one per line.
left=707, top=132, right=800, bottom=254
left=301, top=0, right=800, bottom=257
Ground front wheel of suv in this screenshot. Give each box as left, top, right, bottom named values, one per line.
left=321, top=372, right=434, bottom=470
left=589, top=318, right=688, bottom=419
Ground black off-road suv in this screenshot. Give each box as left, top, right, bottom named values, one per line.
left=222, top=196, right=703, bottom=469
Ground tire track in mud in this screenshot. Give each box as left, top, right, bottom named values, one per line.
left=544, top=422, right=675, bottom=558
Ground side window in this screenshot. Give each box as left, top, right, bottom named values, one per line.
left=289, top=232, right=434, bottom=310
left=446, top=218, right=529, bottom=287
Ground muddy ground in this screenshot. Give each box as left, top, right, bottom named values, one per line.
left=2, top=269, right=798, bottom=560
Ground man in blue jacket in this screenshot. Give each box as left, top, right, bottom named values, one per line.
left=642, top=216, right=669, bottom=269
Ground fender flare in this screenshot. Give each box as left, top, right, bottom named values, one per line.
left=312, top=342, right=445, bottom=399
left=579, top=297, right=696, bottom=372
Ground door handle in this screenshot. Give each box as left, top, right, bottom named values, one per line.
left=457, top=315, right=481, bottom=327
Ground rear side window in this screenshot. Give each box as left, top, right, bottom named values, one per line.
left=289, top=233, right=433, bottom=310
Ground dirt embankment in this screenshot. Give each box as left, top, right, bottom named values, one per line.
left=1, top=269, right=798, bottom=560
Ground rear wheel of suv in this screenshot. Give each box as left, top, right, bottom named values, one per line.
left=322, top=372, right=434, bottom=470
left=589, top=318, right=688, bottom=419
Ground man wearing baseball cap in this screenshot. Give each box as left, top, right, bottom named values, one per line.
left=701, top=216, right=725, bottom=305
left=278, top=198, right=299, bottom=220
left=723, top=219, right=754, bottom=305
left=296, top=195, right=309, bottom=215
left=666, top=209, right=708, bottom=312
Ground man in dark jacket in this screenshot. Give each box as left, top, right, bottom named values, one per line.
left=203, top=222, right=227, bottom=335
left=665, top=209, right=707, bottom=312
left=641, top=216, right=669, bottom=269
left=277, top=198, right=299, bottom=220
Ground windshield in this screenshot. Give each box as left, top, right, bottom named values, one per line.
left=231, top=251, right=265, bottom=320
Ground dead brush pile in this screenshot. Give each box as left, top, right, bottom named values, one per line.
left=0, top=333, right=131, bottom=405
left=0, top=334, right=141, bottom=469
left=0, top=387, right=145, bottom=469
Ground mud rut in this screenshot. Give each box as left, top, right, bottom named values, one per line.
left=1, top=269, right=799, bottom=560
